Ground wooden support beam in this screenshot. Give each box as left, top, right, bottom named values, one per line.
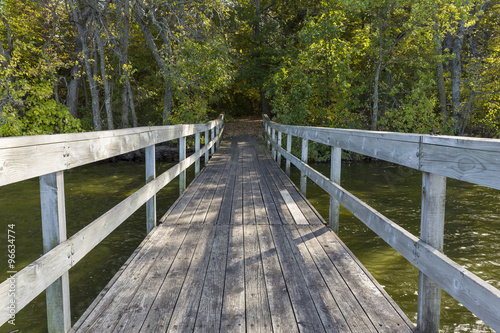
left=272, top=128, right=277, bottom=160
left=286, top=134, right=292, bottom=176
left=211, top=128, right=215, bottom=155
left=417, top=172, right=446, bottom=333
left=216, top=124, right=220, bottom=149
left=205, top=130, right=209, bottom=165
left=145, top=145, right=156, bottom=234
left=277, top=131, right=282, bottom=166
left=179, top=137, right=186, bottom=194
left=329, top=146, right=342, bottom=233
left=40, top=172, right=71, bottom=333
left=300, top=138, right=308, bottom=195
left=195, top=132, right=201, bottom=175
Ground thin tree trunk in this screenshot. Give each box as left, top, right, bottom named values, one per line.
left=68, top=0, right=101, bottom=130
left=120, top=0, right=130, bottom=128
left=434, top=19, right=447, bottom=123
left=135, top=9, right=171, bottom=124
left=66, top=62, right=81, bottom=118
left=372, top=46, right=383, bottom=131
left=128, top=82, right=137, bottom=127
left=451, top=20, right=465, bottom=132
left=95, top=27, right=113, bottom=129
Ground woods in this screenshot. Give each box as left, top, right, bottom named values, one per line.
left=1, top=0, right=499, bottom=137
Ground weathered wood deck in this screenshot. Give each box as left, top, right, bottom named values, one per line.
left=70, top=135, right=415, bottom=333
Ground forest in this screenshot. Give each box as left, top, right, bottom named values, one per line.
left=1, top=0, right=499, bottom=138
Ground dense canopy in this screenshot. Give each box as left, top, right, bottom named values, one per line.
left=1, top=0, right=499, bottom=138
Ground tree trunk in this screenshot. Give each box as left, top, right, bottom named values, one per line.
left=66, top=63, right=81, bottom=118
left=450, top=20, right=465, bottom=132
left=68, top=0, right=101, bottom=131
left=372, top=47, right=383, bottom=131
left=95, top=27, right=113, bottom=130
left=433, top=19, right=447, bottom=123
left=134, top=8, right=171, bottom=124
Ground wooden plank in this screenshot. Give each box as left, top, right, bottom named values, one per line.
left=249, top=150, right=269, bottom=225
left=203, top=148, right=231, bottom=224
left=39, top=172, right=71, bottom=333
left=250, top=150, right=281, bottom=225
left=0, top=115, right=224, bottom=186
left=256, top=152, right=296, bottom=225
left=165, top=225, right=216, bottom=332
left=195, top=132, right=201, bottom=175
left=242, top=155, right=256, bottom=225
left=243, top=224, right=273, bottom=332
left=256, top=225, right=299, bottom=333
left=89, top=224, right=193, bottom=332
left=179, top=136, right=186, bottom=194
left=264, top=152, right=323, bottom=225
left=278, top=149, right=500, bottom=331
left=420, top=142, right=500, bottom=190
left=159, top=161, right=213, bottom=224
left=220, top=225, right=245, bottom=333
left=279, top=190, right=308, bottom=225
left=286, top=133, right=292, bottom=176
left=417, top=172, right=446, bottom=333
left=194, top=225, right=230, bottom=332
left=330, top=146, right=341, bottom=233
left=270, top=225, right=325, bottom=333
left=217, top=141, right=239, bottom=225
left=145, top=145, right=156, bottom=234
left=0, top=146, right=207, bottom=326
left=301, top=138, right=308, bottom=194
left=264, top=115, right=420, bottom=169
left=310, top=224, right=414, bottom=332
left=74, top=224, right=180, bottom=331
left=288, top=224, right=368, bottom=332
left=138, top=225, right=212, bottom=332
left=70, top=225, right=158, bottom=332
left=231, top=161, right=243, bottom=225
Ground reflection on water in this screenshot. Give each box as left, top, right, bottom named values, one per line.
left=287, top=161, right=499, bottom=333
left=0, top=158, right=499, bottom=332
left=0, top=160, right=195, bottom=333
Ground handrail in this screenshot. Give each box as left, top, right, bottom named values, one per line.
left=0, top=114, right=224, bottom=332
left=263, top=114, right=500, bottom=332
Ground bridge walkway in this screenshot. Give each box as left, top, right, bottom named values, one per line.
left=70, top=135, right=414, bottom=333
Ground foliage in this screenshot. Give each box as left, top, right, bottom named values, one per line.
left=0, top=0, right=499, bottom=143
left=0, top=0, right=81, bottom=136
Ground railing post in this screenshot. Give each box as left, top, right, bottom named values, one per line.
left=216, top=124, right=220, bottom=149
left=330, top=146, right=342, bottom=233
left=266, top=123, right=270, bottom=150
left=300, top=138, right=308, bottom=195
left=205, top=130, right=209, bottom=164
left=417, top=172, right=446, bottom=333
left=272, top=128, right=277, bottom=160
left=179, top=136, right=186, bottom=194
left=195, top=132, right=201, bottom=176
left=211, top=127, right=215, bottom=156
left=145, top=145, right=156, bottom=234
left=277, top=131, right=282, bottom=166
left=286, top=134, right=292, bottom=176
left=40, top=172, right=71, bottom=333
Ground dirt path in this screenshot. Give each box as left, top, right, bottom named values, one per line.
left=223, top=116, right=263, bottom=138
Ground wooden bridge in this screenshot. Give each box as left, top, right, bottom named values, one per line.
left=1, top=114, right=499, bottom=333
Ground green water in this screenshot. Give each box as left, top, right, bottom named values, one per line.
left=0, top=160, right=196, bottom=333
left=1, top=158, right=499, bottom=332
left=286, top=161, right=500, bottom=333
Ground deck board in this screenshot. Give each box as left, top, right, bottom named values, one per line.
left=71, top=135, right=415, bottom=333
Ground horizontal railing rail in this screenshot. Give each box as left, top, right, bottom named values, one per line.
left=263, top=114, right=500, bottom=333
left=0, top=114, right=224, bottom=332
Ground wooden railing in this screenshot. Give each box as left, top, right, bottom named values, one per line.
left=0, top=114, right=224, bottom=332
left=263, top=114, right=500, bottom=333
